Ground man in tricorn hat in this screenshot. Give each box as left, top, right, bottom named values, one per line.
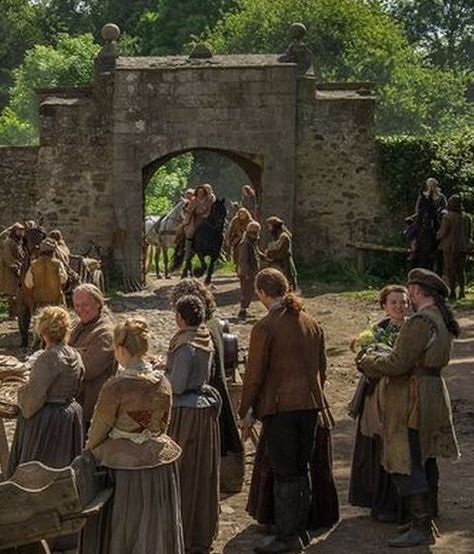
left=359, top=268, right=460, bottom=547
left=0, top=223, right=25, bottom=318
left=24, top=237, right=68, bottom=310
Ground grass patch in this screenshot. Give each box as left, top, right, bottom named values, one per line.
left=0, top=297, right=8, bottom=321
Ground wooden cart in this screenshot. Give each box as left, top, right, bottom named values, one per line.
left=0, top=454, right=112, bottom=554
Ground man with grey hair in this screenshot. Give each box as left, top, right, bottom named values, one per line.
left=69, top=284, right=117, bottom=428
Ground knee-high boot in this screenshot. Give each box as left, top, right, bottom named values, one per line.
left=254, top=481, right=304, bottom=553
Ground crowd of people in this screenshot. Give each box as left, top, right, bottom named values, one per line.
left=0, top=178, right=464, bottom=553
left=0, top=221, right=72, bottom=322
left=406, top=177, right=472, bottom=300
left=0, top=263, right=461, bottom=553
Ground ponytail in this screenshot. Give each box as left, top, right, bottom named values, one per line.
left=281, top=292, right=304, bottom=313
left=433, top=293, right=460, bottom=338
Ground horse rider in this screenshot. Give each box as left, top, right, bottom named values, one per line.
left=182, top=183, right=216, bottom=274
left=416, top=178, right=447, bottom=218
left=262, top=216, right=298, bottom=291
left=174, top=188, right=196, bottom=248
left=24, top=238, right=68, bottom=311
left=437, top=195, right=472, bottom=301
left=0, top=222, right=25, bottom=319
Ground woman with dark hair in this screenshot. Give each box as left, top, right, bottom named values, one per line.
left=166, top=294, right=221, bottom=554
left=359, top=269, right=460, bottom=548
left=86, top=317, right=184, bottom=553
left=240, top=268, right=334, bottom=553
left=263, top=217, right=298, bottom=290
left=171, top=278, right=245, bottom=494
left=348, top=285, right=410, bottom=522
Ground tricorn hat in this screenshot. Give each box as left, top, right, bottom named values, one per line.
left=407, top=268, right=449, bottom=298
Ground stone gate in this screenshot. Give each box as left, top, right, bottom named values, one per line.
left=0, top=27, right=386, bottom=286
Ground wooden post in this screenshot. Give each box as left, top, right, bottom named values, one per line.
left=0, top=419, right=9, bottom=478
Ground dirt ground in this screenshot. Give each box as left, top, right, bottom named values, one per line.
left=1, top=274, right=473, bottom=553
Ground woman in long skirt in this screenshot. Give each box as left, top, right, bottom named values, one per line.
left=8, top=306, right=84, bottom=474
left=86, top=317, right=184, bottom=554
left=166, top=294, right=221, bottom=554
left=8, top=306, right=84, bottom=551
left=348, top=285, right=409, bottom=522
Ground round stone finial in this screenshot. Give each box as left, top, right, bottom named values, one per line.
left=290, top=22, right=307, bottom=40
left=189, top=43, right=213, bottom=59
left=101, top=23, right=121, bottom=43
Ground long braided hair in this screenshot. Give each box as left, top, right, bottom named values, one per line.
left=425, top=288, right=461, bottom=338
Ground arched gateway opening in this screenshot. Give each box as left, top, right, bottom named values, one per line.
left=142, top=148, right=263, bottom=280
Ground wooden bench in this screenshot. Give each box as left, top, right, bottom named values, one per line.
left=346, top=241, right=409, bottom=272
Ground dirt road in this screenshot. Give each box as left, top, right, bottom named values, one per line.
left=1, top=275, right=473, bottom=553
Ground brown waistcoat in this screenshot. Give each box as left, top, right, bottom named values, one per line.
left=31, top=257, right=65, bottom=304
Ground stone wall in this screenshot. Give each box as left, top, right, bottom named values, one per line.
left=34, top=82, right=116, bottom=263
left=0, top=146, right=39, bottom=226
left=111, top=55, right=297, bottom=279
left=0, top=53, right=389, bottom=284
left=294, top=80, right=386, bottom=262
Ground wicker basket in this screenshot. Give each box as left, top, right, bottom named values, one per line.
left=0, top=375, right=27, bottom=419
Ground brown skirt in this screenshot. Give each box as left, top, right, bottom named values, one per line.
left=246, top=424, right=339, bottom=530
left=169, top=405, right=220, bottom=553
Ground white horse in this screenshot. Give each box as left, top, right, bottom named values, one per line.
left=144, top=199, right=185, bottom=278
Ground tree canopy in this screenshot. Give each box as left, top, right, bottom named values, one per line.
left=203, top=0, right=474, bottom=135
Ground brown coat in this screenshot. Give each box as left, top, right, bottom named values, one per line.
left=87, top=365, right=181, bottom=469
left=238, top=235, right=260, bottom=277
left=0, top=235, right=22, bottom=295
left=69, top=312, right=118, bottom=423
left=437, top=211, right=472, bottom=253
left=239, top=305, right=334, bottom=427
left=265, top=232, right=298, bottom=290
left=362, top=305, right=460, bottom=474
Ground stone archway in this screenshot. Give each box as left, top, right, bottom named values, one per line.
left=0, top=46, right=386, bottom=291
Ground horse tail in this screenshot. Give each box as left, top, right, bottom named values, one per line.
left=170, top=233, right=185, bottom=271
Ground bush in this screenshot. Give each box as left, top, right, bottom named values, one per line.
left=377, top=131, right=474, bottom=216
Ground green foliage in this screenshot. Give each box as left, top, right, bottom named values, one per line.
left=377, top=131, right=474, bottom=215
left=385, top=0, right=474, bottom=71
left=138, top=0, right=237, bottom=55
left=0, top=33, right=100, bottom=145
left=0, top=0, right=46, bottom=109
left=145, top=154, right=194, bottom=215
left=204, top=0, right=474, bottom=136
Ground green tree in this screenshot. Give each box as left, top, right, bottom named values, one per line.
left=0, top=33, right=100, bottom=145
left=138, top=0, right=237, bottom=55
left=0, top=0, right=47, bottom=109
left=204, top=0, right=474, bottom=135
left=384, top=0, right=474, bottom=71
left=145, top=154, right=194, bottom=215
